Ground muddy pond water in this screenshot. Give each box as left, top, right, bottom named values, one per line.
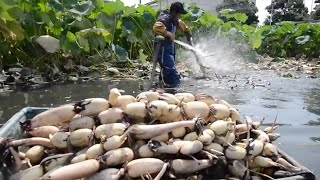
left=0, top=69, right=319, bottom=177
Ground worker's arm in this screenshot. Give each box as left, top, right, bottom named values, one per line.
left=178, top=20, right=192, bottom=41
left=153, top=21, right=175, bottom=42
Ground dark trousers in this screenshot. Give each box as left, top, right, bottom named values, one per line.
left=157, top=41, right=180, bottom=86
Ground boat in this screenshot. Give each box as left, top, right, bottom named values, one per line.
left=0, top=107, right=316, bottom=180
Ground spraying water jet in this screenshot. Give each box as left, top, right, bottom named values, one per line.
left=173, top=39, right=208, bottom=79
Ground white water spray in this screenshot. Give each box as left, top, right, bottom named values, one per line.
left=176, top=34, right=250, bottom=75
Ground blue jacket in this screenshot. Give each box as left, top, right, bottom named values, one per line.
left=158, top=10, right=179, bottom=34
left=156, top=10, right=181, bottom=86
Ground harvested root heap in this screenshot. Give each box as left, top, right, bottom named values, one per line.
left=0, top=88, right=305, bottom=180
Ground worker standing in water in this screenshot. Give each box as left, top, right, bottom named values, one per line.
left=153, top=2, right=192, bottom=88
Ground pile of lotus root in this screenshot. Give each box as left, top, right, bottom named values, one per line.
left=0, top=89, right=302, bottom=180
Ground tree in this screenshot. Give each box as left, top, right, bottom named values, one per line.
left=265, top=0, right=309, bottom=24
left=216, top=0, right=259, bottom=25
left=311, top=1, right=320, bottom=20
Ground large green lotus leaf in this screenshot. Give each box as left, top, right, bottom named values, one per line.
left=141, top=11, right=155, bottom=25
left=257, top=25, right=272, bottom=36
left=250, top=34, right=262, bottom=49
left=40, top=12, right=53, bottom=26
left=68, top=1, right=95, bottom=17
left=136, top=5, right=156, bottom=16
left=102, top=0, right=125, bottom=15
left=294, top=23, right=310, bottom=37
left=78, top=28, right=109, bottom=50
left=60, top=34, right=82, bottom=56
left=0, top=0, right=23, bottom=21
left=76, top=33, right=90, bottom=52
left=89, top=35, right=106, bottom=48
left=32, top=11, right=49, bottom=25
left=123, top=6, right=136, bottom=17
left=184, top=4, right=204, bottom=22
left=278, top=22, right=295, bottom=33
left=295, top=35, right=310, bottom=45
left=70, top=18, right=93, bottom=30
left=7, top=6, right=23, bottom=19
left=112, top=44, right=128, bottom=61
left=121, top=17, right=136, bottom=35
left=199, top=14, right=222, bottom=27
left=48, top=0, right=77, bottom=11
left=96, top=13, right=117, bottom=32
left=232, top=13, right=248, bottom=23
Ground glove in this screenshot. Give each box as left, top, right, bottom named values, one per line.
left=165, top=31, right=175, bottom=42
left=179, top=20, right=191, bottom=33
left=179, top=20, right=192, bottom=41
left=153, top=21, right=167, bottom=35
left=153, top=21, right=174, bottom=42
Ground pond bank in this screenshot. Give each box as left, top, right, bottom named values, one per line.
left=1, top=54, right=319, bottom=93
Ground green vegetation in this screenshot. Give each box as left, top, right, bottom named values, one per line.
left=257, top=22, right=320, bottom=58
left=0, top=0, right=319, bottom=74
left=184, top=8, right=320, bottom=58
left=0, top=0, right=157, bottom=71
